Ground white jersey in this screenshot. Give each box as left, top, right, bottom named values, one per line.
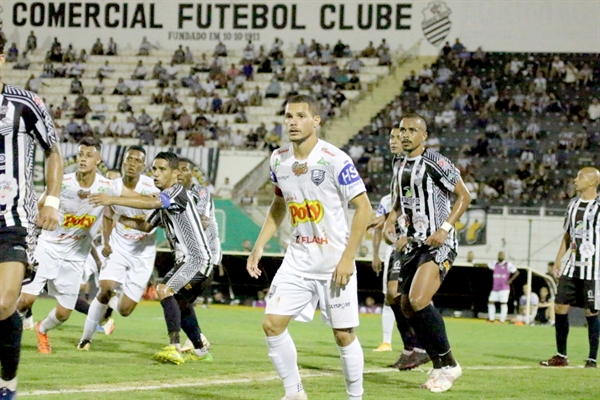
left=110, top=175, right=160, bottom=258
left=270, top=139, right=366, bottom=279
left=376, top=194, right=394, bottom=259
left=37, top=173, right=121, bottom=262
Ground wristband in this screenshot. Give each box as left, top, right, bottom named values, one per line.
left=44, top=196, right=60, bottom=210
left=440, top=221, right=453, bottom=232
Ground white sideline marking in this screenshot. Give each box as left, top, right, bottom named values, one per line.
left=17, top=365, right=573, bottom=397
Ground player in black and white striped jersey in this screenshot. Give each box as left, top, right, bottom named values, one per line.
left=0, top=33, right=64, bottom=399
left=89, top=152, right=213, bottom=365
left=541, top=167, right=600, bottom=368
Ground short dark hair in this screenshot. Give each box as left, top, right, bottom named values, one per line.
left=178, top=157, right=195, bottom=167
left=399, top=113, right=428, bottom=130
left=79, top=137, right=102, bottom=152
left=154, top=152, right=179, bottom=170
left=0, top=32, right=6, bottom=54
left=127, top=145, right=146, bottom=156
left=287, top=95, right=320, bottom=117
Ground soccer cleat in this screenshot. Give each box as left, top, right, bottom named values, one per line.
left=585, top=359, right=597, bottom=368
left=183, top=348, right=213, bottom=362
left=429, top=363, right=462, bottom=393
left=180, top=339, right=194, bottom=353
left=373, top=342, right=392, bottom=352
left=0, top=387, right=17, bottom=399
left=101, top=318, right=115, bottom=335
left=201, top=332, right=211, bottom=350
left=35, top=322, right=51, bottom=354
left=388, top=352, right=410, bottom=368
left=153, top=345, right=185, bottom=365
left=23, top=315, right=34, bottom=330
left=280, top=392, right=308, bottom=400
left=540, top=354, right=568, bottom=367
left=398, top=351, right=431, bottom=370
left=421, top=368, right=442, bottom=389
left=77, top=339, right=91, bottom=351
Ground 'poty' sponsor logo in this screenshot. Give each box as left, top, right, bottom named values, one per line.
left=289, top=200, right=324, bottom=227
left=62, top=213, right=97, bottom=229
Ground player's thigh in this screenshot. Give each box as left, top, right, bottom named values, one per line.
left=317, top=273, right=359, bottom=329
left=488, top=290, right=500, bottom=302
left=408, top=261, right=442, bottom=309
left=21, top=245, right=56, bottom=298
left=555, top=276, right=578, bottom=307
left=99, top=252, right=129, bottom=285
left=265, top=268, right=318, bottom=320
left=121, top=255, right=155, bottom=304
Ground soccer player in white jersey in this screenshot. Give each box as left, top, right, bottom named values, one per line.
left=0, top=33, right=63, bottom=399
left=247, top=95, right=372, bottom=400
left=77, top=146, right=160, bottom=350
left=17, top=138, right=120, bottom=354
left=541, top=167, right=600, bottom=368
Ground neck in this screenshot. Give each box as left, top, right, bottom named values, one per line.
left=292, top=135, right=318, bottom=160
left=77, top=170, right=95, bottom=188
left=407, top=145, right=425, bottom=158
left=580, top=188, right=598, bottom=201
left=123, top=174, right=140, bottom=189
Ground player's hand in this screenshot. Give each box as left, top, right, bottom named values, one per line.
left=371, top=254, right=382, bottom=276
left=37, top=205, right=59, bottom=231
left=89, top=193, right=114, bottom=206
left=102, top=244, right=112, bottom=258
left=425, top=228, right=449, bottom=248
left=394, top=235, right=408, bottom=252
left=553, top=260, right=562, bottom=279
left=246, top=247, right=263, bottom=278
left=367, top=215, right=385, bottom=230
left=333, top=257, right=355, bottom=288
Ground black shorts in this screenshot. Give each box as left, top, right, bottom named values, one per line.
left=387, top=250, right=402, bottom=282
left=163, top=263, right=208, bottom=303
left=555, top=275, right=597, bottom=311
left=0, top=227, right=28, bottom=265
left=397, top=244, right=457, bottom=295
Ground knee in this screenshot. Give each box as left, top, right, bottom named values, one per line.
left=555, top=304, right=569, bottom=314
left=386, top=292, right=398, bottom=306
left=262, top=316, right=285, bottom=337
left=333, top=328, right=355, bottom=347
left=156, top=284, right=172, bottom=301
left=97, top=285, right=115, bottom=303
left=409, top=295, right=430, bottom=312
left=0, top=299, right=17, bottom=320
left=119, top=306, right=133, bottom=317
left=55, top=307, right=72, bottom=322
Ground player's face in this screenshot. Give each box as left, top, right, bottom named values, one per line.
left=399, top=118, right=427, bottom=154
left=284, top=102, right=320, bottom=144
left=498, top=252, right=505, bottom=262
left=76, top=145, right=100, bottom=174
left=152, top=159, right=178, bottom=190
left=177, top=161, right=193, bottom=188
left=122, top=150, right=145, bottom=179
left=389, top=128, right=402, bottom=154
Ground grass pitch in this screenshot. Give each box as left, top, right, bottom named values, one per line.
left=18, top=298, right=600, bottom=399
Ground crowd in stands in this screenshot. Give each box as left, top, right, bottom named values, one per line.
left=349, top=38, right=600, bottom=207
left=4, top=31, right=391, bottom=150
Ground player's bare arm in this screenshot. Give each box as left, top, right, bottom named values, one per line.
left=117, top=215, right=154, bottom=233
left=425, top=177, right=471, bottom=248
left=89, top=185, right=162, bottom=209
left=553, top=231, right=570, bottom=278
left=101, top=208, right=114, bottom=257
left=90, top=246, right=102, bottom=272
left=371, top=225, right=383, bottom=276
left=333, top=192, right=372, bottom=287
left=247, top=194, right=287, bottom=279
left=37, top=144, right=63, bottom=231
left=367, top=214, right=386, bottom=230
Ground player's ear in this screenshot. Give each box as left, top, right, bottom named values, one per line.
left=313, top=115, right=321, bottom=128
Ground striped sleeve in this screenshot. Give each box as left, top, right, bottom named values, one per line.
left=11, top=88, right=58, bottom=151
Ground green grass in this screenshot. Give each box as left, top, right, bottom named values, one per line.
left=18, top=298, right=600, bottom=399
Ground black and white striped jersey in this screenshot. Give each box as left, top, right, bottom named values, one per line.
left=561, top=197, right=600, bottom=280
left=190, top=183, right=222, bottom=265
left=147, top=183, right=212, bottom=276
left=392, top=148, right=460, bottom=249
left=0, top=84, right=58, bottom=229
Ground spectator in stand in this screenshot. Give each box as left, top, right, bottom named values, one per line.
left=550, top=55, right=565, bottom=79
left=54, top=61, right=68, bottom=78
left=98, top=60, right=115, bottom=79
left=403, top=71, right=420, bottom=92
left=211, top=93, right=223, bottom=113
left=13, top=53, right=30, bottom=70
left=361, top=41, right=377, bottom=57
left=434, top=104, right=457, bottom=127
left=265, top=78, right=281, bottom=98
left=112, top=78, right=128, bottom=95
left=91, top=38, right=104, bottom=55
left=24, top=74, right=46, bottom=93
left=564, top=62, right=578, bottom=84
left=41, top=56, right=54, bottom=78
left=152, top=60, right=166, bottom=80
left=68, top=60, right=85, bottom=78
left=532, top=71, right=547, bottom=93
left=184, top=46, right=194, bottom=64
left=234, top=107, right=248, bottom=124
left=106, top=38, right=117, bottom=55
left=295, top=38, right=308, bottom=57
left=122, top=115, right=136, bottom=137
left=505, top=174, right=524, bottom=199
left=378, top=48, right=392, bottom=67
left=242, top=40, right=256, bottom=63
left=50, top=37, right=63, bottom=61
left=165, top=61, right=179, bottom=80
left=91, top=97, right=108, bottom=120
left=62, top=44, right=76, bottom=63
left=65, top=117, right=82, bottom=141
left=535, top=286, right=555, bottom=326
left=73, top=94, right=91, bottom=119
left=70, top=76, right=84, bottom=95
left=231, top=129, right=245, bottom=149
left=587, top=98, right=600, bottom=121
left=131, top=60, right=147, bottom=80
left=578, top=63, right=593, bottom=87
left=213, top=41, right=227, bottom=57
left=138, top=36, right=156, bottom=56
left=348, top=140, right=365, bottom=164
left=172, top=45, right=185, bottom=64
left=25, top=31, right=37, bottom=53
left=513, top=284, right=539, bottom=326
left=345, top=55, right=364, bottom=73
left=80, top=119, right=92, bottom=137
left=249, top=86, right=263, bottom=106
left=6, top=43, right=18, bottom=62
left=61, top=96, right=70, bottom=112
left=117, top=95, right=132, bottom=113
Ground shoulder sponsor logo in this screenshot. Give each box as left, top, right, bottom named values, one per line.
left=62, top=213, right=97, bottom=229
left=311, top=169, right=325, bottom=186
left=292, top=162, right=308, bottom=176
left=289, top=199, right=324, bottom=227
left=321, top=147, right=336, bottom=157
left=33, top=96, right=43, bottom=106
left=337, top=163, right=361, bottom=185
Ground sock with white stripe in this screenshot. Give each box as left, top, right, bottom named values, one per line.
left=338, top=337, right=364, bottom=400
left=266, top=329, right=303, bottom=397
left=382, top=305, right=394, bottom=344
left=82, top=298, right=107, bottom=341
left=39, top=308, right=62, bottom=334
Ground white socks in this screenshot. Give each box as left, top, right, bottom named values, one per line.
left=108, top=295, right=120, bottom=315
left=266, top=329, right=303, bottom=397
left=500, top=303, right=508, bottom=323
left=39, top=308, right=62, bottom=334
left=0, top=378, right=17, bottom=391
left=488, top=303, right=496, bottom=321
left=382, top=305, right=394, bottom=344
left=338, top=337, right=364, bottom=400
left=82, top=298, right=108, bottom=341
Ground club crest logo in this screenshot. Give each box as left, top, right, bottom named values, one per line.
left=311, top=169, right=325, bottom=186
left=292, top=162, right=308, bottom=176
left=422, top=1, right=452, bottom=47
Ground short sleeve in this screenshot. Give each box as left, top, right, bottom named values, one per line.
left=487, top=262, right=495, bottom=270
left=270, top=153, right=283, bottom=197
left=23, top=95, right=58, bottom=151
left=427, top=152, right=461, bottom=193
left=147, top=209, right=162, bottom=227
left=334, top=155, right=366, bottom=202
left=507, top=262, right=517, bottom=273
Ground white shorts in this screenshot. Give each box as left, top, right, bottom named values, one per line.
left=82, top=254, right=99, bottom=286
left=22, top=245, right=83, bottom=310
left=489, top=290, right=510, bottom=303
left=382, top=246, right=394, bottom=294
left=265, top=267, right=359, bottom=329
left=98, top=249, right=155, bottom=302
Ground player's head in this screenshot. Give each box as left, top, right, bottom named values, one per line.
left=106, top=169, right=121, bottom=180
left=497, top=251, right=505, bottom=262
left=399, top=113, right=428, bottom=155
left=574, top=167, right=600, bottom=193
left=389, top=126, right=401, bottom=154
left=122, top=145, right=146, bottom=179
left=177, top=157, right=195, bottom=188
left=77, top=137, right=102, bottom=174
left=284, top=95, right=321, bottom=144
left=152, top=152, right=179, bottom=190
